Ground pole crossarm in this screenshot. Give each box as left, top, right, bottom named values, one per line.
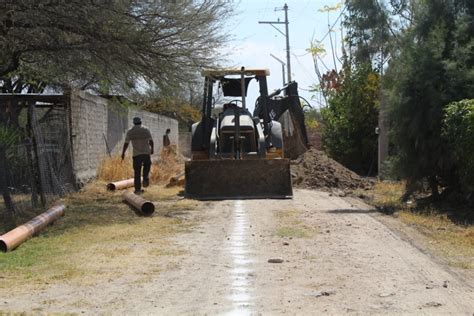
left=258, top=4, right=291, bottom=83
left=258, top=21, right=286, bottom=24
left=258, top=21, right=286, bottom=36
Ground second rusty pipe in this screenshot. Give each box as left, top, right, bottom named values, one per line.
left=0, top=204, right=66, bottom=252
left=122, top=191, right=155, bottom=216
left=107, top=178, right=136, bottom=191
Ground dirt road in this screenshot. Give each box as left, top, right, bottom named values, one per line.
left=2, top=189, right=473, bottom=314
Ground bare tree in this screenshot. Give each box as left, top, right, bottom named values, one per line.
left=0, top=0, right=232, bottom=92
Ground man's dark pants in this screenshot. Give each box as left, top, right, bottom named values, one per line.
left=133, top=154, right=151, bottom=191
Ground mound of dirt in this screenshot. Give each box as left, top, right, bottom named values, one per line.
left=291, top=148, right=373, bottom=192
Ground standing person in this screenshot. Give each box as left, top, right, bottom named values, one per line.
left=121, top=117, right=154, bottom=194
left=163, top=128, right=171, bottom=148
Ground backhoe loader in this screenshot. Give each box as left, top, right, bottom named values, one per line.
left=185, top=67, right=309, bottom=199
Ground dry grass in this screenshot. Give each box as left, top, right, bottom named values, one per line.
left=274, top=208, right=313, bottom=238
left=97, top=146, right=183, bottom=184
left=0, top=181, right=196, bottom=290
left=398, top=210, right=474, bottom=269
left=362, top=181, right=405, bottom=208
left=367, top=181, right=474, bottom=270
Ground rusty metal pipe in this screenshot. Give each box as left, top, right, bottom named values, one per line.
left=107, top=178, right=135, bottom=191
left=122, top=191, right=155, bottom=216
left=0, top=204, right=65, bottom=252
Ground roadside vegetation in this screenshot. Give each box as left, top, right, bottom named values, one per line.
left=98, top=147, right=183, bottom=184
left=364, top=181, right=474, bottom=270
left=310, top=1, right=473, bottom=212
left=0, top=183, right=197, bottom=289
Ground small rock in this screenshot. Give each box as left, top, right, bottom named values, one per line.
left=326, top=230, right=330, bottom=233
left=442, top=281, right=448, bottom=288
left=304, top=290, right=335, bottom=297
left=268, top=258, right=284, bottom=263
left=424, top=302, right=442, bottom=308
left=379, top=293, right=395, bottom=298
left=283, top=242, right=289, bottom=246
left=346, top=223, right=352, bottom=226
left=425, top=285, right=434, bottom=289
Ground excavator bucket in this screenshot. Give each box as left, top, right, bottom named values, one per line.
left=185, top=159, right=293, bottom=199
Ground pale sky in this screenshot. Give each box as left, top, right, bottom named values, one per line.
left=222, top=0, right=344, bottom=111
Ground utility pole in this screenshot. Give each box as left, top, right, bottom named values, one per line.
left=259, top=3, right=292, bottom=83
left=270, top=53, right=286, bottom=86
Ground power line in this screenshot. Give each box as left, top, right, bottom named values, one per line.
left=292, top=53, right=317, bottom=83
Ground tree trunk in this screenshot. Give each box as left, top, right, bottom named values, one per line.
left=27, top=103, right=46, bottom=207
left=429, top=176, right=439, bottom=200
left=25, top=138, right=39, bottom=207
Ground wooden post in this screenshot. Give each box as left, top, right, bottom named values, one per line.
left=0, top=99, right=16, bottom=231
left=27, top=103, right=46, bottom=207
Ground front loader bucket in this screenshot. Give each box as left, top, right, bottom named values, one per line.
left=185, top=159, right=293, bottom=199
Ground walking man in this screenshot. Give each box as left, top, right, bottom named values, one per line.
left=121, top=117, right=154, bottom=194
left=163, top=128, right=171, bottom=147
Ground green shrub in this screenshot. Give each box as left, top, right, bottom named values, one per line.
left=443, top=99, right=474, bottom=193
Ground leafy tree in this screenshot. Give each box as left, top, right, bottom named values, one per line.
left=304, top=108, right=323, bottom=130
left=0, top=0, right=232, bottom=92
left=321, top=63, right=380, bottom=175
left=386, top=0, right=473, bottom=197
left=344, top=0, right=392, bottom=71
left=309, top=1, right=385, bottom=175
left=443, top=99, right=474, bottom=194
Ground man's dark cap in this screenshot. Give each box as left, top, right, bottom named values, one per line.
left=133, top=117, right=142, bottom=125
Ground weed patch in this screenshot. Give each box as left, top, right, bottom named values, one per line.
left=0, top=182, right=194, bottom=289
left=274, top=208, right=312, bottom=238
left=365, top=181, right=474, bottom=270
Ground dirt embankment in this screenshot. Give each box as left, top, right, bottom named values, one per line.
left=291, top=148, right=373, bottom=192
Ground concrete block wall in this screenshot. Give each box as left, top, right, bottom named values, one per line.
left=70, top=91, right=178, bottom=183
left=70, top=91, right=108, bottom=181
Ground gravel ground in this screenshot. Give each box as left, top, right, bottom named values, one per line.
left=1, top=189, right=473, bottom=315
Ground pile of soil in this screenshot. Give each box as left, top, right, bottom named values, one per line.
left=291, top=148, right=373, bottom=192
